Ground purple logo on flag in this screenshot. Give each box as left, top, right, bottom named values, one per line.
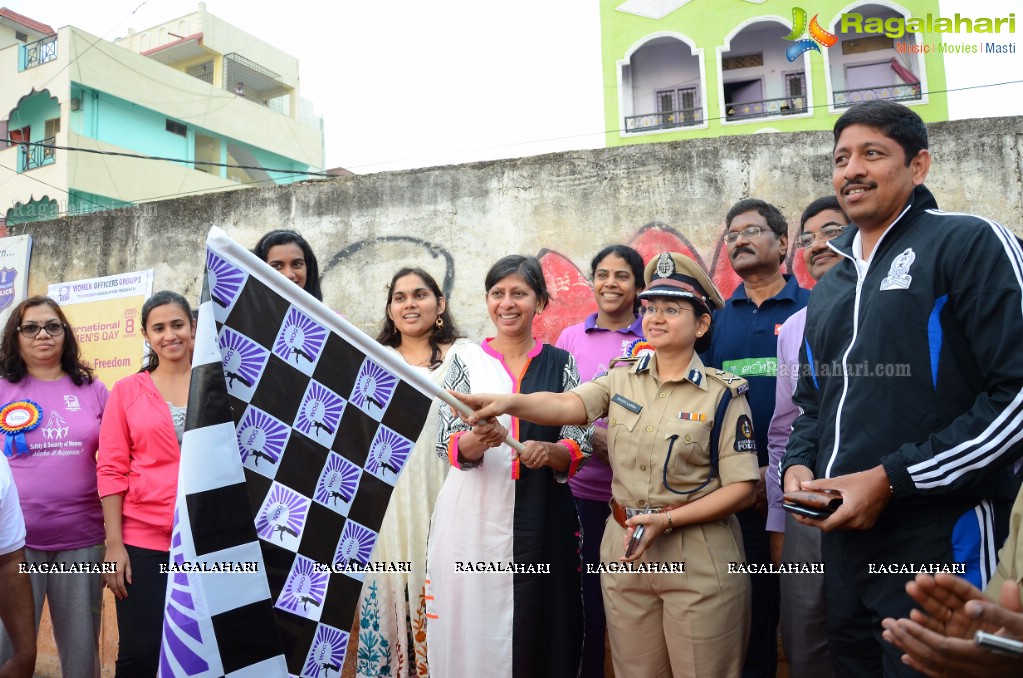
left=160, top=509, right=211, bottom=676
left=206, top=252, right=246, bottom=315
left=300, top=624, right=348, bottom=678
left=256, top=482, right=310, bottom=551
left=350, top=359, right=397, bottom=419
left=237, top=406, right=290, bottom=477
left=314, top=452, right=361, bottom=515
left=295, top=381, right=345, bottom=445
left=276, top=555, right=328, bottom=622
left=0, top=268, right=17, bottom=312
left=273, top=308, right=328, bottom=374
left=219, top=328, right=269, bottom=399
left=333, top=519, right=377, bottom=576
left=364, top=426, right=412, bottom=485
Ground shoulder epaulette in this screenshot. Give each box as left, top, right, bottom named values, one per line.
left=609, top=356, right=639, bottom=370
left=706, top=369, right=749, bottom=396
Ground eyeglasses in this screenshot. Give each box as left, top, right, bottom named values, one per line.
left=795, top=224, right=848, bottom=249
left=723, top=226, right=771, bottom=245
left=638, top=305, right=695, bottom=318
left=17, top=322, right=65, bottom=338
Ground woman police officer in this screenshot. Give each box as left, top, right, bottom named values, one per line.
left=451, top=252, right=758, bottom=678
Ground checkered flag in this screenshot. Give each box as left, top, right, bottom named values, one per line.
left=159, top=227, right=436, bottom=677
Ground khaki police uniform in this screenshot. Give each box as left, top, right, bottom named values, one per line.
left=573, top=351, right=759, bottom=678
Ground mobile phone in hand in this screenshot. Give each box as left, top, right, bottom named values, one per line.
left=783, top=490, right=843, bottom=520
left=625, top=524, right=645, bottom=557
left=783, top=502, right=834, bottom=520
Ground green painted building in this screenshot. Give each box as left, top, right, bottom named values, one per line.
left=601, top=0, right=950, bottom=146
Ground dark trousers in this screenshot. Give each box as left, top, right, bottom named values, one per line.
left=738, top=507, right=779, bottom=678
left=821, top=504, right=966, bottom=678
left=576, top=497, right=611, bottom=678
left=115, top=545, right=169, bottom=678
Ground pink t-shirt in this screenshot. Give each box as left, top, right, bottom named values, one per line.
left=1, top=374, right=109, bottom=551
left=556, top=313, right=643, bottom=503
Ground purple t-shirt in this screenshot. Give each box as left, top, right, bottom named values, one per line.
left=556, top=313, right=643, bottom=502
left=2, top=374, right=109, bottom=550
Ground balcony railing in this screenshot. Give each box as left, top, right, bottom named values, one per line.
left=725, top=96, right=807, bottom=120
left=834, top=84, right=922, bottom=108
left=20, top=35, right=58, bottom=71
left=18, top=138, right=56, bottom=172
left=625, top=107, right=704, bottom=132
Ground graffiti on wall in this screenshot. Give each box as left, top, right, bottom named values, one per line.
left=317, top=223, right=814, bottom=347
left=535, top=222, right=815, bottom=346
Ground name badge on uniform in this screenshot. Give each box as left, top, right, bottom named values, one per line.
left=611, top=394, right=642, bottom=414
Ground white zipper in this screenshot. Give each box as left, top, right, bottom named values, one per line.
left=823, top=202, right=913, bottom=478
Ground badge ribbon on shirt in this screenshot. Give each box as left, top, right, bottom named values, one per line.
left=0, top=400, right=43, bottom=457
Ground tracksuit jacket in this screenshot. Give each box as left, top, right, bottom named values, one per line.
left=782, top=184, right=1023, bottom=514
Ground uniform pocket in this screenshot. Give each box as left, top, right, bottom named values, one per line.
left=664, top=420, right=711, bottom=476
left=605, top=409, right=638, bottom=472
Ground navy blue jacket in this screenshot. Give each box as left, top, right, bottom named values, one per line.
left=783, top=185, right=1023, bottom=507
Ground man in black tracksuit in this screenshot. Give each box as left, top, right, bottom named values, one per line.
left=781, top=100, right=1023, bottom=677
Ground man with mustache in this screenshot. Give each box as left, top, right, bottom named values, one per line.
left=704, top=198, right=810, bottom=678
left=767, top=195, right=848, bottom=678
left=782, top=100, right=1023, bottom=677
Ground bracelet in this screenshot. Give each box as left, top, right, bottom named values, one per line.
left=663, top=511, right=673, bottom=534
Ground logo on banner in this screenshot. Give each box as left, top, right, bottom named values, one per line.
left=0, top=268, right=17, bottom=312
left=783, top=7, right=838, bottom=61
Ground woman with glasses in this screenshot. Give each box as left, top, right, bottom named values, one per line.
left=0, top=297, right=109, bottom=677
left=452, top=252, right=760, bottom=678
left=98, top=291, right=195, bottom=677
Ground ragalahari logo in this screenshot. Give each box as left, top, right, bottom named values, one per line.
left=783, top=7, right=838, bottom=62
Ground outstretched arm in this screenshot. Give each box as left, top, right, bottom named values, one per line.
left=448, top=389, right=588, bottom=427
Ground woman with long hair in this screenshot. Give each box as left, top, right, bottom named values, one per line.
left=425, top=255, right=588, bottom=678
left=453, top=253, right=760, bottom=678
left=354, top=267, right=468, bottom=677
left=0, top=297, right=108, bottom=677
left=553, top=244, right=645, bottom=678
left=98, top=291, right=194, bottom=676
left=253, top=229, right=323, bottom=301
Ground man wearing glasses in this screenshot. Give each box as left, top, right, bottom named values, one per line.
left=703, top=198, right=810, bottom=678
left=766, top=195, right=848, bottom=678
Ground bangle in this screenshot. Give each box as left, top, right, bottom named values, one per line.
left=663, top=511, right=673, bottom=534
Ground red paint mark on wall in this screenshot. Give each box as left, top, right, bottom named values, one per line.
left=536, top=222, right=816, bottom=345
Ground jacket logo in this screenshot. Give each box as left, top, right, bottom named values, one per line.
left=880, top=248, right=916, bottom=291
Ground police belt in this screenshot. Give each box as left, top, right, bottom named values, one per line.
left=610, top=498, right=685, bottom=529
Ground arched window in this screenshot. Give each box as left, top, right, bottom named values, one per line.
left=621, top=35, right=704, bottom=132
left=828, top=2, right=925, bottom=108
left=719, top=19, right=810, bottom=122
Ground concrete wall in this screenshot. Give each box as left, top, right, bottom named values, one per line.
left=9, top=114, right=1023, bottom=676
left=11, top=115, right=1023, bottom=348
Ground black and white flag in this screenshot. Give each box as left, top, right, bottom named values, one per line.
left=158, top=227, right=436, bottom=677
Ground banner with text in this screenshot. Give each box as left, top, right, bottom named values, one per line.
left=0, top=235, right=33, bottom=328
left=48, top=270, right=154, bottom=385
